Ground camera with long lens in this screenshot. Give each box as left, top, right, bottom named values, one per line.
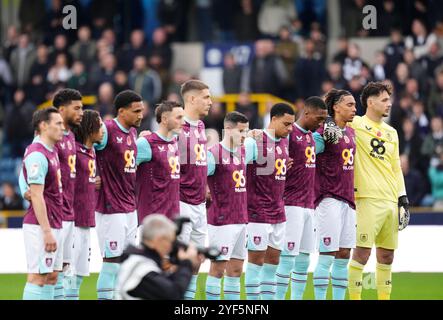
left=169, top=217, right=220, bottom=264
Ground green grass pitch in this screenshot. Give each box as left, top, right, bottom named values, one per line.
left=1, top=273, right=442, bottom=300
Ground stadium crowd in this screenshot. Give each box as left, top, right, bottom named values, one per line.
left=2, top=0, right=443, bottom=210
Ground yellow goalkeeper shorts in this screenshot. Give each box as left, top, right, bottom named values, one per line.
left=355, top=198, right=399, bottom=250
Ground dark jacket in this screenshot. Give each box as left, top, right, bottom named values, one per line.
left=117, top=245, right=193, bottom=300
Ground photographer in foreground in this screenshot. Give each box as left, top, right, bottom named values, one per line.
left=116, top=214, right=200, bottom=300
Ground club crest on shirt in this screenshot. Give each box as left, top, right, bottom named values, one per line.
left=183, top=131, right=190, bottom=138
left=168, top=144, right=175, bottom=153
left=276, top=146, right=282, bottom=155
left=67, top=141, right=73, bottom=150
left=253, top=236, right=261, bottom=245
left=233, top=156, right=240, bottom=166
left=344, top=135, right=350, bottom=144
left=360, top=234, right=368, bottom=243
left=45, top=258, right=53, bottom=267
left=287, top=242, right=295, bottom=251
left=221, top=246, right=229, bottom=256
left=194, top=129, right=200, bottom=139
left=306, top=134, right=311, bottom=143
left=109, top=241, right=118, bottom=251
left=127, top=136, right=132, bottom=146
left=285, top=147, right=289, bottom=155
left=323, top=237, right=331, bottom=246
left=116, top=136, right=123, bottom=144
left=60, top=142, right=66, bottom=150
left=386, top=132, right=392, bottom=142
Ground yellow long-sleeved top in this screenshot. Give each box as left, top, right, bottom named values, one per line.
left=349, top=115, right=406, bottom=202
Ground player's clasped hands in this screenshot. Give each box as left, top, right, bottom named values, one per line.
left=43, top=230, right=57, bottom=253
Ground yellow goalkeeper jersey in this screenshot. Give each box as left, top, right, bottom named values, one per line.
left=349, top=115, right=406, bottom=202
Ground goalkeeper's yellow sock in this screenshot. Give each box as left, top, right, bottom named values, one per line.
left=376, top=263, right=392, bottom=300
left=348, top=260, right=364, bottom=300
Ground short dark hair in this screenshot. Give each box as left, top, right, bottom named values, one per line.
left=270, top=103, right=295, bottom=119
left=324, top=89, right=352, bottom=117
left=180, top=80, right=209, bottom=97
left=155, top=100, right=183, bottom=123
left=52, top=88, right=82, bottom=109
left=224, top=111, right=249, bottom=127
left=305, top=96, right=327, bottom=111
left=360, top=81, right=392, bottom=112
left=114, top=90, right=143, bottom=113
left=32, top=107, right=60, bottom=133
left=72, top=110, right=101, bottom=144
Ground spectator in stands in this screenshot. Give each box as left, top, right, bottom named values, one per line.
left=29, top=44, right=50, bottom=105
left=428, top=66, right=443, bottom=117
left=234, top=0, right=260, bottom=41
left=113, top=70, right=130, bottom=94
left=70, top=26, right=97, bottom=70
left=294, top=38, right=325, bottom=99
left=2, top=25, right=18, bottom=63
left=0, top=182, right=24, bottom=211
left=347, top=75, right=364, bottom=116
left=275, top=26, right=299, bottom=98
left=390, top=93, right=413, bottom=134
left=3, top=89, right=34, bottom=158
left=49, top=34, right=73, bottom=67
left=400, top=154, right=426, bottom=207
left=405, top=78, right=423, bottom=101
left=399, top=117, right=425, bottom=172
left=405, top=18, right=437, bottom=59
left=342, top=42, right=366, bottom=82
left=411, top=100, right=430, bottom=137
left=421, top=116, right=443, bottom=168
left=157, top=0, right=189, bottom=41
left=310, top=23, right=327, bottom=58
left=222, top=53, right=242, bottom=94
left=90, top=53, right=117, bottom=90
left=242, top=39, right=288, bottom=97
left=235, top=92, right=260, bottom=129
left=118, top=29, right=149, bottom=73
left=392, top=62, right=409, bottom=96
left=100, top=28, right=117, bottom=54
left=96, top=82, right=115, bottom=118
left=203, top=101, right=225, bottom=138
left=403, top=49, right=428, bottom=95
left=422, top=42, right=443, bottom=79
left=0, top=53, right=13, bottom=107
left=148, top=28, right=172, bottom=71
left=332, top=37, right=349, bottom=64
left=128, top=56, right=162, bottom=107
left=372, top=51, right=387, bottom=82
left=258, top=0, right=297, bottom=38
left=326, top=61, right=347, bottom=90
left=167, top=69, right=191, bottom=97
left=47, top=53, right=72, bottom=86
left=9, top=33, right=36, bottom=88
left=384, top=28, right=405, bottom=79
left=68, top=61, right=91, bottom=94
left=428, top=151, right=443, bottom=209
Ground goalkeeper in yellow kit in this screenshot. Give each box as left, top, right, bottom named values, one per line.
left=324, top=82, right=410, bottom=300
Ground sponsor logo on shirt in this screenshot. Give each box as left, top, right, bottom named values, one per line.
left=342, top=148, right=354, bottom=170
left=168, top=156, right=180, bottom=179
left=274, top=159, right=287, bottom=181
left=305, top=146, right=316, bottom=168
left=124, top=150, right=136, bottom=173
left=369, top=138, right=386, bottom=160
left=194, top=143, right=206, bottom=166
left=232, top=169, right=246, bottom=192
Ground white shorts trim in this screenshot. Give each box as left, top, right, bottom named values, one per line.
left=178, top=201, right=207, bottom=247
left=246, top=222, right=285, bottom=251
left=71, top=227, right=91, bottom=276
left=282, top=206, right=317, bottom=255
left=316, top=198, right=356, bottom=252
left=62, top=220, right=75, bottom=265
left=208, top=224, right=247, bottom=261
left=23, top=224, right=63, bottom=274
left=95, top=211, right=138, bottom=258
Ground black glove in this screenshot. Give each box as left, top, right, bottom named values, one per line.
left=398, top=195, right=410, bottom=231
left=323, top=116, right=343, bottom=144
